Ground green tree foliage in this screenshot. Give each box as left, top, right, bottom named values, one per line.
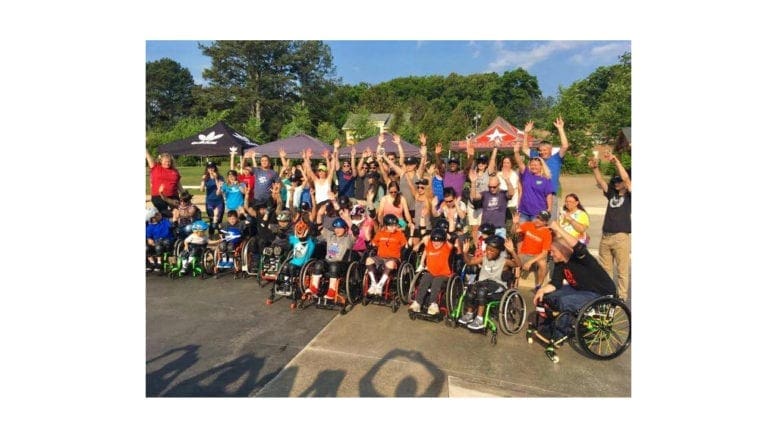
left=198, top=40, right=335, bottom=141
left=146, top=58, right=195, bottom=129
left=316, top=121, right=340, bottom=145
left=279, top=102, right=313, bottom=138
left=349, top=108, right=380, bottom=142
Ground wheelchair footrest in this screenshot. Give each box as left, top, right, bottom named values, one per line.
left=408, top=311, right=444, bottom=323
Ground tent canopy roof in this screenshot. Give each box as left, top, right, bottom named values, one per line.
left=157, top=121, right=260, bottom=157
left=244, top=133, right=333, bottom=159
left=450, top=116, right=542, bottom=150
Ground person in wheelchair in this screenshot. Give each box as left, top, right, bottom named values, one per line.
left=458, top=235, right=520, bottom=330
left=217, top=210, right=247, bottom=269
left=365, top=213, right=407, bottom=295
left=277, top=220, right=315, bottom=286
left=532, top=220, right=617, bottom=338
left=180, top=220, right=210, bottom=275
left=303, top=216, right=355, bottom=301
left=146, top=206, right=174, bottom=272
left=165, top=191, right=201, bottom=238
left=514, top=209, right=553, bottom=291
left=349, top=204, right=373, bottom=259
left=408, top=228, right=453, bottom=316
left=460, top=222, right=496, bottom=284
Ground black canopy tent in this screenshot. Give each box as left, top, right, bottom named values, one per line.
left=157, top=121, right=260, bottom=157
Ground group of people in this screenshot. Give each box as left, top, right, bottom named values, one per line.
left=146, top=116, right=631, bottom=329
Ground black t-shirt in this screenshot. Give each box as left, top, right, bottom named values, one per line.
left=550, top=242, right=616, bottom=295
left=602, top=187, right=631, bottom=234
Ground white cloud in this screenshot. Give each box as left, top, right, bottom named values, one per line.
left=487, top=41, right=583, bottom=71
left=468, top=41, right=480, bottom=58
left=570, top=42, right=631, bottom=65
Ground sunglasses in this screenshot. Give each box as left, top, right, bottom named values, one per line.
left=488, top=185, right=499, bottom=189
left=415, top=185, right=426, bottom=189
left=389, top=191, right=398, bottom=194
left=342, top=163, right=351, bottom=167
left=445, top=199, right=455, bottom=204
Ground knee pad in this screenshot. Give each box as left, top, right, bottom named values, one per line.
left=310, top=261, right=324, bottom=275
left=327, top=262, right=341, bottom=278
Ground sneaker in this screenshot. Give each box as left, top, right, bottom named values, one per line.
left=153, top=264, right=161, bottom=272
left=427, top=303, right=439, bottom=315
left=467, top=316, right=485, bottom=330
left=146, top=266, right=153, bottom=273
left=457, top=312, right=474, bottom=325
left=224, top=260, right=234, bottom=269
left=217, top=261, right=225, bottom=269
left=409, top=301, right=421, bottom=312
left=415, top=264, right=423, bottom=273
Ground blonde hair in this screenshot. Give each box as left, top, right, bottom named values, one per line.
left=159, top=152, right=176, bottom=168
left=530, top=156, right=552, bottom=180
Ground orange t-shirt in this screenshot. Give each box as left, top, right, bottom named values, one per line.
left=372, top=229, right=407, bottom=259
left=518, top=222, right=552, bottom=255
left=425, top=242, right=452, bottom=276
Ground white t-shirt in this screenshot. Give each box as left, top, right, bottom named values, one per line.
left=498, top=170, right=519, bottom=208
left=314, top=179, right=331, bottom=205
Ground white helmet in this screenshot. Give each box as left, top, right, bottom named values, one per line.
left=146, top=206, right=159, bottom=222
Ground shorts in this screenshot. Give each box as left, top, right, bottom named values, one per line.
left=467, top=204, right=482, bottom=226
left=370, top=256, right=399, bottom=271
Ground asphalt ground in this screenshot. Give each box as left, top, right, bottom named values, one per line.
left=146, top=175, right=630, bottom=397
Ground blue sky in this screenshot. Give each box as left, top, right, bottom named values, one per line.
left=146, top=40, right=630, bottom=98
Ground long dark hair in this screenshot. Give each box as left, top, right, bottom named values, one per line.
left=563, top=193, right=586, bottom=212
left=388, top=181, right=402, bottom=208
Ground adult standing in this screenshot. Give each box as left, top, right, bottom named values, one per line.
left=589, top=152, right=631, bottom=302
left=499, top=155, right=521, bottom=226
left=436, top=145, right=467, bottom=202
left=513, top=144, right=553, bottom=223
left=521, top=117, right=570, bottom=217
left=247, top=150, right=280, bottom=207
left=231, top=150, right=255, bottom=203
left=146, top=150, right=182, bottom=218
left=466, top=141, right=498, bottom=241
left=384, top=133, right=427, bottom=218
left=471, top=175, right=514, bottom=238
left=335, top=146, right=358, bottom=201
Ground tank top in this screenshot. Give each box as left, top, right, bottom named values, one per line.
left=414, top=198, right=427, bottom=229
left=399, top=172, right=418, bottom=206
left=479, top=251, right=507, bottom=286
left=382, top=198, right=403, bottom=218
left=314, top=179, right=331, bottom=205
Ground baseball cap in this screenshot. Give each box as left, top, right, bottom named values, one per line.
left=415, top=178, right=429, bottom=186
left=476, top=154, right=488, bottom=163
left=611, top=175, right=624, bottom=184
left=536, top=210, right=551, bottom=222
left=404, top=156, right=419, bottom=165
left=448, top=157, right=460, bottom=164
left=317, top=163, right=328, bottom=172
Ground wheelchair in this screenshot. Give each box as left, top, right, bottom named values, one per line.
left=360, top=248, right=414, bottom=313
left=267, top=240, right=326, bottom=308
left=404, top=247, right=463, bottom=323
left=167, top=244, right=216, bottom=280
left=210, top=231, right=250, bottom=279
left=257, top=237, right=291, bottom=284
left=526, top=294, right=631, bottom=363
left=446, top=272, right=528, bottom=345
left=295, top=249, right=363, bottom=315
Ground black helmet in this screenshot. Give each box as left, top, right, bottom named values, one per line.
left=479, top=223, right=495, bottom=236
left=383, top=214, right=399, bottom=226
left=300, top=201, right=311, bottom=212
left=485, top=235, right=505, bottom=251
left=338, top=194, right=351, bottom=209
left=430, top=228, right=447, bottom=242
left=433, top=218, right=449, bottom=231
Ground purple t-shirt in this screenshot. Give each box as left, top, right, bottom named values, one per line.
left=443, top=171, right=465, bottom=198
left=252, top=167, right=279, bottom=202
left=517, top=169, right=553, bottom=216
left=480, top=190, right=508, bottom=229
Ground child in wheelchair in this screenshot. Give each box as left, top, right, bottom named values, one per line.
left=532, top=220, right=616, bottom=339
left=457, top=235, right=520, bottom=330
left=303, top=213, right=355, bottom=302
left=276, top=220, right=315, bottom=287
left=365, top=214, right=407, bottom=295
left=146, top=206, right=174, bottom=272
left=179, top=220, right=210, bottom=275
left=167, top=191, right=201, bottom=238
left=408, top=228, right=453, bottom=316
left=216, top=210, right=246, bottom=269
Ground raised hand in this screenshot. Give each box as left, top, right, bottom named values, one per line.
left=587, top=157, right=599, bottom=169
left=333, top=138, right=340, bottom=148
left=392, top=133, right=401, bottom=145
left=553, top=117, right=564, bottom=131
left=279, top=148, right=286, bottom=159
left=350, top=147, right=356, bottom=158
left=435, top=142, right=442, bottom=155
left=377, top=133, right=385, bottom=146
left=419, top=133, right=427, bottom=146
left=524, top=120, right=534, bottom=134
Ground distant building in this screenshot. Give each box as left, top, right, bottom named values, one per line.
left=342, top=113, right=393, bottom=144
left=615, top=127, right=631, bottom=153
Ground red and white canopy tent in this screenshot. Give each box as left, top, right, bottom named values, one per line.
left=449, top=116, right=542, bottom=151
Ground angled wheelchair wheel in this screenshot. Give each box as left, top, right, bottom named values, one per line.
left=361, top=271, right=370, bottom=306
left=299, top=260, right=315, bottom=294
left=345, top=262, right=362, bottom=306
left=201, top=249, right=216, bottom=278
left=172, top=239, right=185, bottom=263
left=241, top=237, right=257, bottom=274
left=498, top=288, right=527, bottom=336
left=446, top=276, right=465, bottom=322
left=405, top=270, right=426, bottom=305
left=575, top=296, right=631, bottom=360
left=397, top=262, right=414, bottom=303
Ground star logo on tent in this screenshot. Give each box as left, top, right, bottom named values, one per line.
left=486, top=128, right=506, bottom=144
left=192, top=131, right=224, bottom=145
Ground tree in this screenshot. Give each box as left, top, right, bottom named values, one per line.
left=491, top=69, right=541, bottom=125
left=349, top=108, right=380, bottom=142
left=316, top=121, right=340, bottom=145
left=198, top=40, right=336, bottom=140
left=146, top=58, right=195, bottom=129
left=279, top=102, right=313, bottom=138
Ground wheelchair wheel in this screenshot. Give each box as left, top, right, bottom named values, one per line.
left=405, top=271, right=426, bottom=305
left=396, top=262, right=414, bottom=303
left=498, top=288, right=527, bottom=336
left=446, top=276, right=465, bottom=322
left=299, top=260, right=315, bottom=295
left=361, top=272, right=370, bottom=306
left=242, top=236, right=257, bottom=274
left=201, top=249, right=216, bottom=279
left=575, top=296, right=631, bottom=360
left=173, top=239, right=185, bottom=262
left=345, top=262, right=362, bottom=306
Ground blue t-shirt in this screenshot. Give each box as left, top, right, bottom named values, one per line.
left=146, top=218, right=174, bottom=241
left=204, top=176, right=225, bottom=204
left=432, top=175, right=444, bottom=205
left=223, top=182, right=246, bottom=212
left=336, top=170, right=356, bottom=197
left=517, top=169, right=553, bottom=216
left=530, top=150, right=563, bottom=194
left=288, top=235, right=315, bottom=267
left=220, top=222, right=246, bottom=245
left=252, top=168, right=279, bottom=202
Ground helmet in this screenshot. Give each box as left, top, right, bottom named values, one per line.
left=433, top=218, right=449, bottom=231
left=479, top=223, right=496, bottom=236
left=383, top=214, right=399, bottom=226
left=430, top=228, right=447, bottom=242
left=145, top=206, right=159, bottom=222
left=180, top=191, right=193, bottom=203
left=300, top=201, right=311, bottom=212
left=192, top=220, right=209, bottom=232
left=338, top=195, right=351, bottom=209
left=294, top=220, right=309, bottom=236
left=350, top=205, right=365, bottom=216
left=332, top=218, right=348, bottom=229
left=277, top=210, right=291, bottom=222
left=485, top=235, right=505, bottom=251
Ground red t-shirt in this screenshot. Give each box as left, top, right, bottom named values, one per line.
left=238, top=173, right=255, bottom=201
left=150, top=164, right=181, bottom=197
left=518, top=222, right=552, bottom=255
left=372, top=229, right=407, bottom=259
left=425, top=242, right=452, bottom=276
